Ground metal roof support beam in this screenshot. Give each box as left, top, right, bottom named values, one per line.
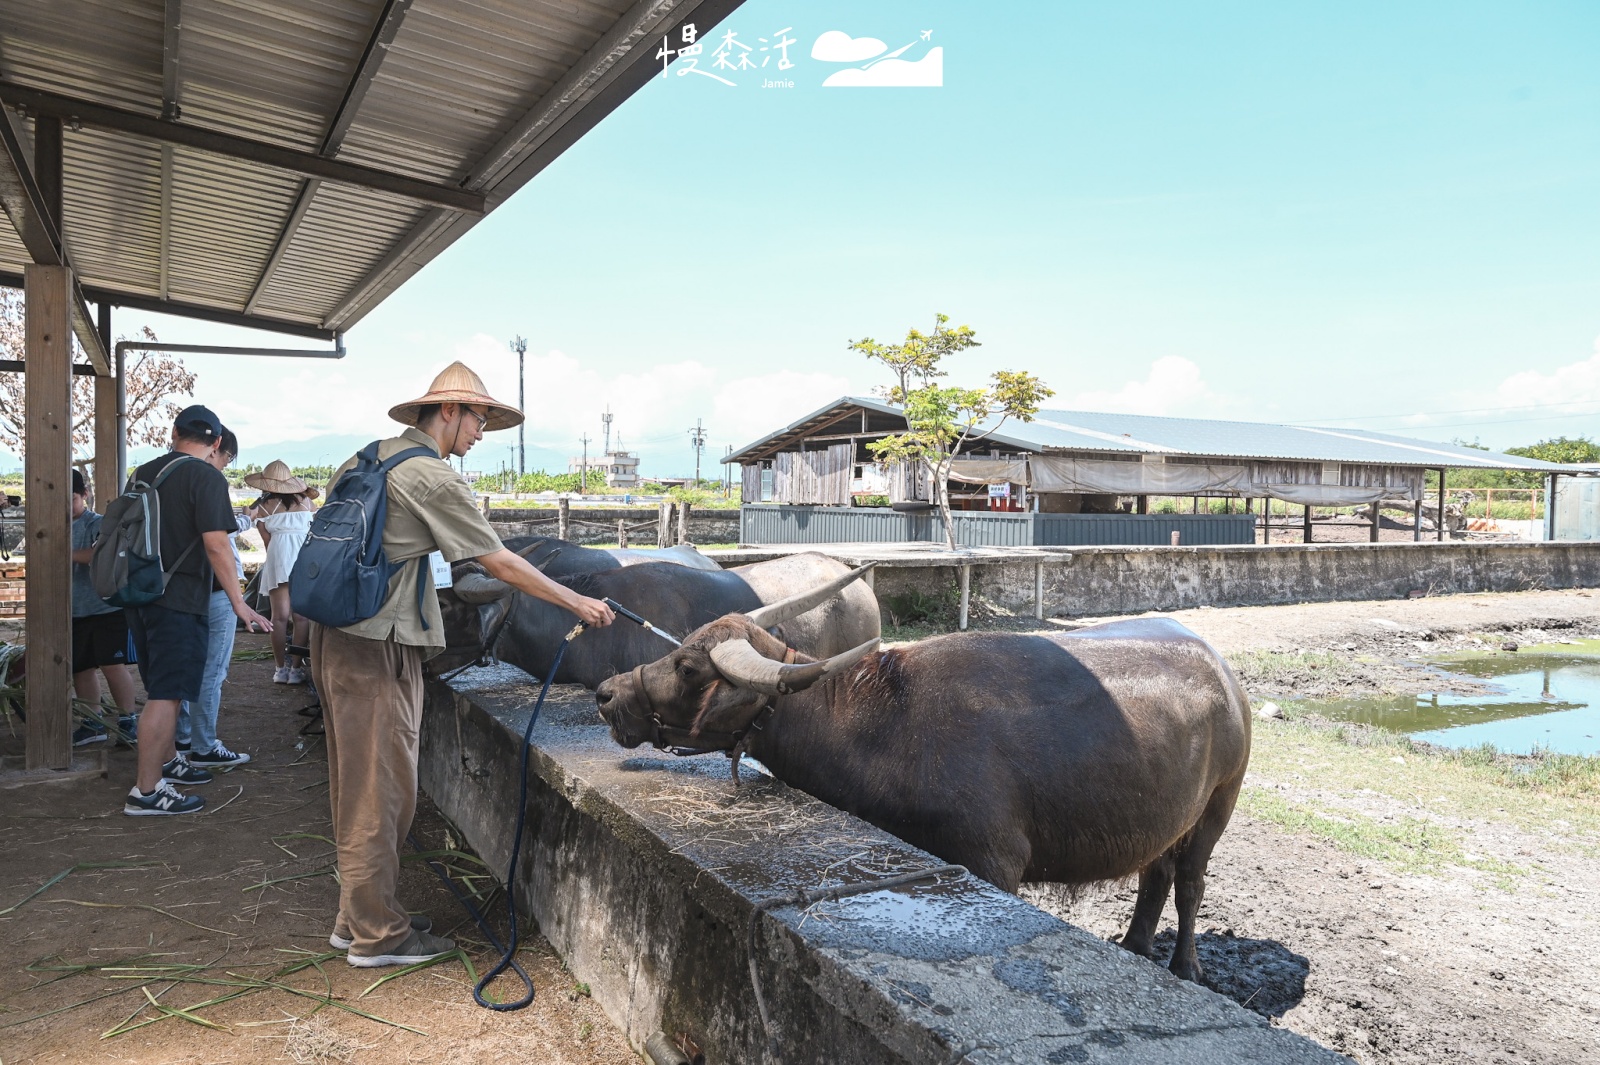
left=0, top=84, right=486, bottom=214
left=0, top=270, right=336, bottom=340
left=161, top=0, right=184, bottom=121
left=0, top=107, right=111, bottom=373
left=158, top=146, right=173, bottom=299
left=114, top=339, right=345, bottom=360
left=247, top=0, right=416, bottom=314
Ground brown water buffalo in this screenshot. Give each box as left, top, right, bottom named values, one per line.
left=592, top=576, right=1252, bottom=983
left=432, top=549, right=881, bottom=690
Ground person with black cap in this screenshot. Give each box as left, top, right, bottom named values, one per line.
left=69, top=467, right=137, bottom=746
left=122, top=405, right=273, bottom=816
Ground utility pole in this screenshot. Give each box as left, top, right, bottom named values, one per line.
left=601, top=406, right=613, bottom=455
left=688, top=419, right=707, bottom=486
left=579, top=434, right=591, bottom=497
left=509, top=335, right=527, bottom=474
left=723, top=444, right=733, bottom=498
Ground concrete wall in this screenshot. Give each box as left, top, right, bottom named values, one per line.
left=866, top=541, right=1600, bottom=619
left=420, top=669, right=1344, bottom=1065
left=490, top=506, right=741, bottom=546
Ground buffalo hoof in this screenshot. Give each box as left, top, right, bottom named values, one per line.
left=1168, top=955, right=1204, bottom=984
left=1118, top=936, right=1155, bottom=960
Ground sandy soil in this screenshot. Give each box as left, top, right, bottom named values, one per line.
left=0, top=637, right=634, bottom=1065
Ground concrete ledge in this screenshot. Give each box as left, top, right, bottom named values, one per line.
left=420, top=665, right=1345, bottom=1064
left=705, top=541, right=1600, bottom=618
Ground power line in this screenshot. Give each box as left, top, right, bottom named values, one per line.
left=1316, top=396, right=1600, bottom=425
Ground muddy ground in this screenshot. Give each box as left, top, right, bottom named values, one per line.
left=4, top=590, right=1599, bottom=1064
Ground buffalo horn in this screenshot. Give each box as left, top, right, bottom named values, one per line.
left=453, top=572, right=514, bottom=604
left=743, top=562, right=878, bottom=630
left=709, top=637, right=880, bottom=696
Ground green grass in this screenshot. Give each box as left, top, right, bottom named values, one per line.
left=1227, top=649, right=1359, bottom=687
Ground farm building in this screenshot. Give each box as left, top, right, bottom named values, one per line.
left=727, top=396, right=1578, bottom=547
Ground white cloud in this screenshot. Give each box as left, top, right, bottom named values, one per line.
left=810, top=30, right=887, bottom=63
left=712, top=369, right=855, bottom=448
left=1061, top=356, right=1218, bottom=416
left=823, top=47, right=943, bottom=87
left=1494, top=335, right=1600, bottom=411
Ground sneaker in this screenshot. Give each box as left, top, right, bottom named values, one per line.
left=286, top=667, right=308, bottom=685
left=273, top=667, right=291, bottom=684
left=329, top=914, right=433, bottom=951
left=124, top=781, right=205, bottom=816
left=346, top=929, right=456, bottom=968
left=116, top=714, right=139, bottom=745
left=160, top=753, right=213, bottom=786
left=187, top=743, right=252, bottom=768
left=72, top=723, right=108, bottom=747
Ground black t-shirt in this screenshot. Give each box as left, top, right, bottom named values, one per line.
left=132, top=452, right=235, bottom=616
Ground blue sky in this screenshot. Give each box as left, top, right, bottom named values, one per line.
left=113, top=1, right=1600, bottom=475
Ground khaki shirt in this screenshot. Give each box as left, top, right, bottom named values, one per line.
left=331, top=427, right=502, bottom=654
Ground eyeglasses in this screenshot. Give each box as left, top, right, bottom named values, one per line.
left=464, top=408, right=489, bottom=431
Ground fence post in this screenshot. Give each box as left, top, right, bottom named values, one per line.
left=1034, top=560, right=1044, bottom=620
left=658, top=501, right=673, bottom=548
left=958, top=564, right=971, bottom=631
left=618, top=518, right=628, bottom=549
left=481, top=493, right=491, bottom=519
left=558, top=497, right=570, bottom=541
left=677, top=501, right=691, bottom=545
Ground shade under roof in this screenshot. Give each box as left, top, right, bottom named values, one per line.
left=0, top=0, right=741, bottom=339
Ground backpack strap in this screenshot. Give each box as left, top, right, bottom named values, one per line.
left=378, top=444, right=446, bottom=631
left=149, top=454, right=204, bottom=579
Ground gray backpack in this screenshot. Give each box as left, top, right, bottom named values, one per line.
left=91, top=455, right=202, bottom=608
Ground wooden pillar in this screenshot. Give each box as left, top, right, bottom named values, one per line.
left=1437, top=468, right=1446, bottom=542
left=93, top=303, right=119, bottom=510
left=24, top=265, right=73, bottom=771
left=657, top=501, right=673, bottom=548
left=1369, top=501, right=1380, bottom=543
left=480, top=493, right=491, bottom=519
left=1302, top=504, right=1312, bottom=543
left=557, top=497, right=570, bottom=541
left=1413, top=497, right=1423, bottom=542
left=617, top=518, right=628, bottom=549
left=1547, top=474, right=1558, bottom=541
left=676, top=501, right=690, bottom=545
left=958, top=564, right=971, bottom=631
left=1136, top=495, right=1148, bottom=514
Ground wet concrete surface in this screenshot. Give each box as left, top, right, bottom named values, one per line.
left=421, top=663, right=1346, bottom=1064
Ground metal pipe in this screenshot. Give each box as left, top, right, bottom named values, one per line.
left=113, top=339, right=345, bottom=359
left=644, top=1033, right=691, bottom=1065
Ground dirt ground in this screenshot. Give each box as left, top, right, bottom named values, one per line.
left=4, top=591, right=1599, bottom=1065
left=0, top=637, right=635, bottom=1065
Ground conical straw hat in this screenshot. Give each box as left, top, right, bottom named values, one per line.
left=387, top=360, right=524, bottom=432
left=244, top=459, right=309, bottom=495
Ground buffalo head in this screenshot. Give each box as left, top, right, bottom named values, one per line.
left=594, top=564, right=879, bottom=749
left=427, top=562, right=515, bottom=676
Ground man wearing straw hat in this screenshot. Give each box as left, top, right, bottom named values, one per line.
left=315, top=361, right=614, bottom=968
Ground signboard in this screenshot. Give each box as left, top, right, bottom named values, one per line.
left=987, top=483, right=1011, bottom=499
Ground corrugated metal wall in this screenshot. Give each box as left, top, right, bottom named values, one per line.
left=740, top=508, right=1258, bottom=546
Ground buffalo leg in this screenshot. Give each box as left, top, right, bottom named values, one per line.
left=1120, top=853, right=1174, bottom=959
left=1167, top=783, right=1239, bottom=982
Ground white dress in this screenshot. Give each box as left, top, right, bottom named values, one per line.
left=258, top=510, right=313, bottom=593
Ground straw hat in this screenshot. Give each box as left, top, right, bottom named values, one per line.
left=244, top=460, right=310, bottom=495
left=387, top=360, right=524, bottom=432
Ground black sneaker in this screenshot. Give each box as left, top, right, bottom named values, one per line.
left=187, top=743, right=251, bottom=768
left=124, top=782, right=205, bottom=816
left=161, top=753, right=213, bottom=786
left=346, top=929, right=457, bottom=968
left=116, top=714, right=139, bottom=746
left=72, top=723, right=108, bottom=747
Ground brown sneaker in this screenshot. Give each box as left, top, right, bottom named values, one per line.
left=345, top=929, right=456, bottom=968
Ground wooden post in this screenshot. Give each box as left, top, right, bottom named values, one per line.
left=657, top=501, right=673, bottom=548
left=1413, top=497, right=1423, bottom=542
left=677, top=501, right=691, bottom=545
left=557, top=497, right=570, bottom=541
left=958, top=564, right=971, bottom=631
left=1034, top=560, right=1044, bottom=620
left=93, top=303, right=118, bottom=511
left=1437, top=468, right=1446, bottom=542
left=1170, top=530, right=1181, bottom=546
left=1136, top=495, right=1148, bottom=514
left=1302, top=504, right=1312, bottom=543
left=617, top=518, right=628, bottom=549
left=480, top=493, right=491, bottom=519
left=24, top=265, right=74, bottom=771
left=1369, top=501, right=1380, bottom=543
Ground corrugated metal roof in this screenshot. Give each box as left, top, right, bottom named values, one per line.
left=726, top=396, right=1575, bottom=473
left=1, top=0, right=745, bottom=337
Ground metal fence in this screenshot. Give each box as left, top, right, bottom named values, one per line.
left=740, top=506, right=1257, bottom=547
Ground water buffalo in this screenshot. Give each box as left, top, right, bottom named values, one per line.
left=507, top=535, right=722, bottom=575
left=432, top=550, right=881, bottom=691
left=592, top=579, right=1252, bottom=984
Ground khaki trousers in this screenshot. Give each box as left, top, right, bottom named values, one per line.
left=311, top=623, right=425, bottom=955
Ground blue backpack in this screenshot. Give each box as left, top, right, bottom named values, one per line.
left=288, top=441, right=438, bottom=630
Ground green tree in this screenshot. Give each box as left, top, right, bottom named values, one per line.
left=849, top=312, right=980, bottom=403
left=869, top=371, right=1053, bottom=550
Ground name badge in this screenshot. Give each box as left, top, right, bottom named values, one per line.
left=429, top=550, right=452, bottom=588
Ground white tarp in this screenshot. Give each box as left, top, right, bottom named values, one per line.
left=946, top=457, right=1030, bottom=485
left=1030, top=456, right=1252, bottom=495
left=1259, top=483, right=1392, bottom=507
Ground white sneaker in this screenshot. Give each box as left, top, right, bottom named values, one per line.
left=273, top=667, right=291, bottom=684
left=287, top=667, right=308, bottom=685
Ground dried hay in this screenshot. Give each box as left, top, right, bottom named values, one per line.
left=283, top=1014, right=369, bottom=1064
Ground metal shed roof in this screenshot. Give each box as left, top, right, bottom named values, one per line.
left=0, top=0, right=741, bottom=341
left=727, top=396, right=1573, bottom=473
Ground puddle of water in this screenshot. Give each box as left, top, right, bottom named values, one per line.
left=1286, top=643, right=1600, bottom=756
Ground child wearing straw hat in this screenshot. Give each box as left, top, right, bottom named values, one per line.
left=314, top=361, right=613, bottom=968
left=244, top=460, right=319, bottom=684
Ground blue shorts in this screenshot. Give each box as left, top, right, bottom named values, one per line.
left=127, top=604, right=209, bottom=702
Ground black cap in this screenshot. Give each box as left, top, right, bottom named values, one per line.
left=71, top=468, right=85, bottom=496
left=174, top=404, right=223, bottom=440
